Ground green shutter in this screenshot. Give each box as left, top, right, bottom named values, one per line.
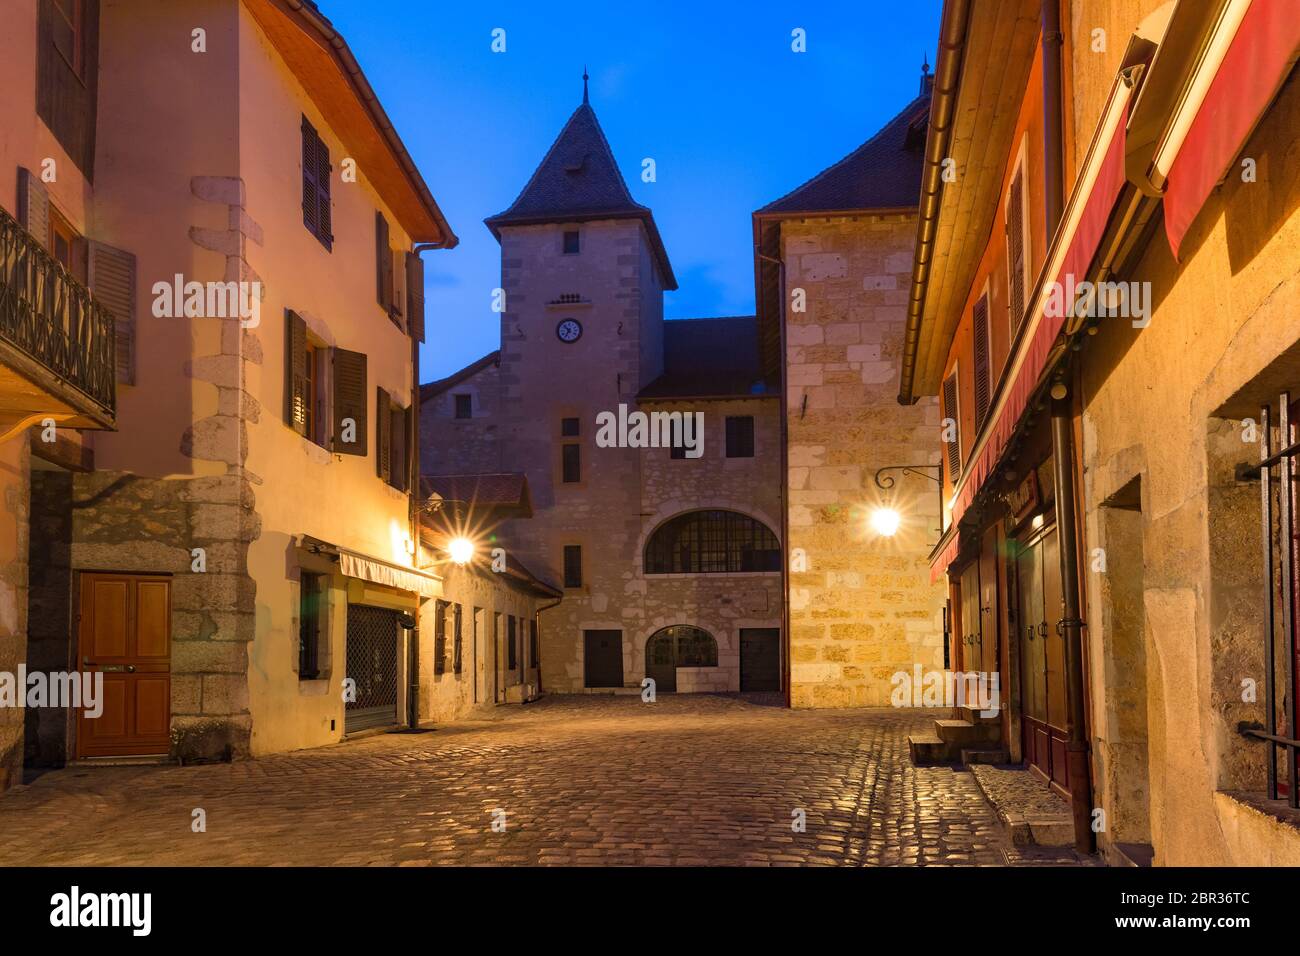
left=375, top=211, right=390, bottom=310
left=332, top=348, right=367, bottom=456
left=376, top=386, right=391, bottom=481
left=405, top=251, right=425, bottom=342
left=285, top=310, right=308, bottom=435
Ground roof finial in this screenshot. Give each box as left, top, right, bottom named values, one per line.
left=920, top=54, right=931, bottom=94
left=582, top=66, right=589, bottom=105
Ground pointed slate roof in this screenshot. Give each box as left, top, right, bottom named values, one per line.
left=485, top=99, right=677, bottom=289
left=756, top=84, right=931, bottom=216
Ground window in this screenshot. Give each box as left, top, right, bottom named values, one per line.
left=973, top=292, right=992, bottom=432
left=562, top=230, right=580, bottom=254
left=942, top=368, right=962, bottom=483
left=646, top=625, right=719, bottom=670
left=303, top=342, right=319, bottom=441
left=563, top=545, right=582, bottom=589
left=51, top=0, right=84, bottom=79
left=529, top=620, right=538, bottom=667
left=454, top=394, right=472, bottom=419
left=285, top=311, right=324, bottom=447
left=298, top=572, right=324, bottom=679
left=434, top=600, right=447, bottom=675
left=301, top=116, right=333, bottom=250
left=726, top=416, right=755, bottom=458
left=49, top=207, right=80, bottom=278
left=508, top=616, right=518, bottom=669
left=562, top=443, right=581, bottom=483
left=561, top=417, right=580, bottom=437
left=453, top=604, right=463, bottom=675
left=644, top=510, right=781, bottom=574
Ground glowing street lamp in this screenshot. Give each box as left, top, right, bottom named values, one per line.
left=447, top=536, right=475, bottom=565
left=870, top=507, right=902, bottom=537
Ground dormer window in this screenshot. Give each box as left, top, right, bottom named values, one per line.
left=562, top=230, right=580, bottom=255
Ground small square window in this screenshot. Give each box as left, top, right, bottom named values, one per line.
left=454, top=394, right=472, bottom=419
left=561, top=417, right=580, bottom=437
left=562, top=230, right=580, bottom=255
left=563, top=545, right=582, bottom=589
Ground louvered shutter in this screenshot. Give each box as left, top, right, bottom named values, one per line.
left=973, top=294, right=991, bottom=431
left=376, top=386, right=391, bottom=481
left=17, top=167, right=50, bottom=247
left=943, top=371, right=962, bottom=482
left=375, top=212, right=391, bottom=310
left=301, top=117, right=332, bottom=248
left=315, top=130, right=332, bottom=244
left=285, top=310, right=308, bottom=435
left=301, top=118, right=319, bottom=238
left=332, top=348, right=367, bottom=456
left=405, top=251, right=425, bottom=342
left=1007, top=170, right=1025, bottom=333
left=88, top=241, right=136, bottom=385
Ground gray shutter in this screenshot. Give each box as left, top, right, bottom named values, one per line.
left=405, top=251, right=425, bottom=342
left=943, top=371, right=961, bottom=482
left=332, top=348, right=367, bottom=456
left=285, top=310, right=308, bottom=435
left=17, top=167, right=50, bottom=247
left=376, top=386, right=391, bottom=481
left=316, top=131, right=332, bottom=242
left=301, top=118, right=319, bottom=238
left=375, top=212, right=391, bottom=310
left=973, top=295, right=991, bottom=431
left=87, top=241, right=136, bottom=386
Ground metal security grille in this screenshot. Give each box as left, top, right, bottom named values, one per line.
left=345, top=604, right=400, bottom=733
left=1241, top=391, right=1300, bottom=805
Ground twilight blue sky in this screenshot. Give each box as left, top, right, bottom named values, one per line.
left=322, top=1, right=942, bottom=382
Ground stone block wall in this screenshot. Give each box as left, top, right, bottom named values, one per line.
left=783, top=215, right=946, bottom=707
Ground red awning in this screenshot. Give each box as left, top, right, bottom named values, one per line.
left=931, top=78, right=1133, bottom=579
left=1164, top=0, right=1300, bottom=259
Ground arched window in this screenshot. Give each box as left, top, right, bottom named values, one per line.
left=645, top=626, right=719, bottom=693
left=644, top=509, right=780, bottom=574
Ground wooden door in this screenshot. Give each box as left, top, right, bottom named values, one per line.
left=978, top=526, right=1000, bottom=678
left=473, top=608, right=487, bottom=704
left=77, top=573, right=171, bottom=758
left=493, top=612, right=505, bottom=703
left=583, top=629, right=623, bottom=688
left=1041, top=528, right=1070, bottom=791
left=1016, top=527, right=1071, bottom=793
left=959, top=562, right=980, bottom=674
left=740, top=628, right=781, bottom=691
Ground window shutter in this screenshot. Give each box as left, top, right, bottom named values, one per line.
left=332, top=348, right=367, bottom=456
left=973, top=294, right=991, bottom=431
left=1007, top=170, right=1025, bottom=333
left=284, top=310, right=308, bottom=434
left=17, top=167, right=50, bottom=247
left=943, top=371, right=962, bottom=482
left=301, top=117, right=332, bottom=248
left=405, top=251, right=425, bottom=342
left=87, top=241, right=136, bottom=386
left=375, top=212, right=391, bottom=310
left=376, top=386, right=391, bottom=481
left=301, top=118, right=319, bottom=237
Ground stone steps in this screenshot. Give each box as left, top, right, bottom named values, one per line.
left=907, top=733, right=948, bottom=765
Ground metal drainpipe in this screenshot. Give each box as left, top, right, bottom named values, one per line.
left=406, top=240, right=448, bottom=728
left=757, top=246, right=790, bottom=707
left=1042, top=0, right=1066, bottom=236
left=1050, top=379, right=1094, bottom=854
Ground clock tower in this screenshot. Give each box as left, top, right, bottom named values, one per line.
left=481, top=81, right=678, bottom=640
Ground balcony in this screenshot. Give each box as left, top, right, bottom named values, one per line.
left=0, top=206, right=115, bottom=439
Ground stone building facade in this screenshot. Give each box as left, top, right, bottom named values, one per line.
left=423, top=90, right=784, bottom=696
left=753, top=80, right=947, bottom=707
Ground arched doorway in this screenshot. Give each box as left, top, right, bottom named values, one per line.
left=644, top=625, right=718, bottom=694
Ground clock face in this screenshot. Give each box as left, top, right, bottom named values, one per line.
left=556, top=318, right=583, bottom=343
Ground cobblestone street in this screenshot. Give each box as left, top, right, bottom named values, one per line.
left=0, top=696, right=1095, bottom=866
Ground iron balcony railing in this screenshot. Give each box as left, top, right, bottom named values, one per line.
left=0, top=205, right=115, bottom=417
left=1240, top=391, right=1300, bottom=806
